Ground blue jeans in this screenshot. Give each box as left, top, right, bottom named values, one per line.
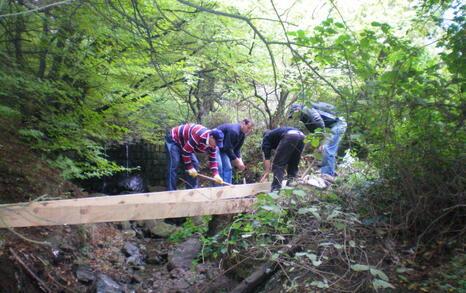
left=321, top=119, right=347, bottom=176
left=165, top=135, right=199, bottom=190
left=216, top=148, right=233, bottom=185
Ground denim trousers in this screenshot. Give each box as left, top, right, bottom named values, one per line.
left=165, top=135, right=199, bottom=190
left=321, top=120, right=347, bottom=176
left=216, top=148, right=233, bottom=184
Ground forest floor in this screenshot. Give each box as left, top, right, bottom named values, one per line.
left=0, top=125, right=464, bottom=292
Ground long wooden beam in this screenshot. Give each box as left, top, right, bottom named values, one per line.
left=0, top=183, right=270, bottom=228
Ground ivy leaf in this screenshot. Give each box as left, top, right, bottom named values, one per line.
left=292, top=189, right=307, bottom=197
left=297, top=207, right=321, bottom=220
left=310, top=280, right=329, bottom=288
left=372, top=278, right=395, bottom=290
left=351, top=264, right=371, bottom=271
left=370, top=268, right=389, bottom=281
left=261, top=205, right=281, bottom=214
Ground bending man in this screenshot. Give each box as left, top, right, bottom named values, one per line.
left=165, top=124, right=225, bottom=190
left=288, top=103, right=347, bottom=179
left=261, top=127, right=305, bottom=191
left=216, top=118, right=254, bottom=184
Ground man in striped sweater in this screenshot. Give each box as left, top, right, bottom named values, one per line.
left=165, top=123, right=225, bottom=190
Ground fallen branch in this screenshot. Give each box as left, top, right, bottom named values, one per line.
left=229, top=229, right=311, bottom=293
left=9, top=248, right=52, bottom=293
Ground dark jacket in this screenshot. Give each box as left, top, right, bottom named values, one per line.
left=299, top=105, right=338, bottom=133
left=217, top=123, right=245, bottom=161
left=261, top=127, right=298, bottom=160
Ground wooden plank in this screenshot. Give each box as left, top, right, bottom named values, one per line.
left=0, top=183, right=270, bottom=228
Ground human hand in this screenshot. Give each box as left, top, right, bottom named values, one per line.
left=187, top=168, right=198, bottom=177
left=214, top=174, right=224, bottom=185
left=260, top=172, right=270, bottom=183
left=236, top=159, right=246, bottom=171
left=233, top=158, right=246, bottom=170
left=318, top=145, right=325, bottom=153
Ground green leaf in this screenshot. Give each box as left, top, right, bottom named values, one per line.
left=296, top=252, right=322, bottom=266
left=297, top=207, right=321, bottom=220
left=351, top=264, right=371, bottom=271
left=335, top=34, right=350, bottom=44
left=372, top=278, right=395, bottom=290
left=261, top=205, right=281, bottom=214
left=292, top=189, right=307, bottom=197
left=370, top=268, right=389, bottom=281
left=335, top=22, right=345, bottom=28
left=310, top=280, right=329, bottom=288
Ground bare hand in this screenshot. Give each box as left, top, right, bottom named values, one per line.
left=260, top=173, right=270, bottom=183
left=233, top=158, right=246, bottom=170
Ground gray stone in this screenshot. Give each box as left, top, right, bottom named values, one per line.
left=95, top=273, right=123, bottom=293
left=74, top=264, right=95, bottom=284
left=167, top=237, right=202, bottom=270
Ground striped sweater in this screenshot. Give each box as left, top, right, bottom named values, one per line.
left=171, top=124, right=219, bottom=175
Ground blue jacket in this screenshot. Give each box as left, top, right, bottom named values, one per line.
left=217, top=123, right=245, bottom=160
left=261, top=127, right=298, bottom=160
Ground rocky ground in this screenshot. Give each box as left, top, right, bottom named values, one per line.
left=0, top=123, right=239, bottom=293
left=0, top=219, right=240, bottom=293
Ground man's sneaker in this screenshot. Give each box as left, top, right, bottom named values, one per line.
left=320, top=174, right=336, bottom=184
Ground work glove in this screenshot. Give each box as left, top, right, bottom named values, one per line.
left=187, top=168, right=198, bottom=177
left=213, top=174, right=224, bottom=185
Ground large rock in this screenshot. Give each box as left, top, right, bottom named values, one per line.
left=73, top=264, right=95, bottom=284
left=142, top=219, right=181, bottom=237
left=167, top=237, right=202, bottom=270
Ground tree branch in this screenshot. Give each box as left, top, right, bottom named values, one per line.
left=0, top=0, right=77, bottom=19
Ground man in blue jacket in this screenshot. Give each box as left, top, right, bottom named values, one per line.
left=288, top=103, right=347, bottom=180
left=260, top=127, right=305, bottom=191
left=216, top=118, right=254, bottom=184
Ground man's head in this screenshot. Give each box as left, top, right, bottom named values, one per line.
left=288, top=104, right=303, bottom=120
left=240, top=118, right=255, bottom=135
left=209, top=129, right=224, bottom=148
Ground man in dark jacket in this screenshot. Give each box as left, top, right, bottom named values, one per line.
left=216, top=119, right=254, bottom=184
left=288, top=103, right=347, bottom=179
left=260, top=127, right=305, bottom=191
left=165, top=123, right=225, bottom=190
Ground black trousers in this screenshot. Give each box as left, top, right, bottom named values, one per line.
left=272, top=132, right=305, bottom=191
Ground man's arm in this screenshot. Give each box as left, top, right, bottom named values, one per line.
left=260, top=159, right=272, bottom=183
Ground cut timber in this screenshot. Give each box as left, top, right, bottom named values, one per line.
left=0, top=183, right=270, bottom=228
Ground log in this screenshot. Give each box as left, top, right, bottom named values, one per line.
left=0, top=183, right=270, bottom=228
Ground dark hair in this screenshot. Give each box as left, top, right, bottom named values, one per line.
left=242, top=118, right=253, bottom=125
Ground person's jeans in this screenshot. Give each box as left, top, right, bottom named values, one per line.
left=165, top=135, right=199, bottom=190
left=321, top=119, right=347, bottom=176
left=216, top=148, right=233, bottom=185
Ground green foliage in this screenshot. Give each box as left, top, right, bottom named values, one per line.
left=201, top=185, right=393, bottom=291
left=168, top=217, right=211, bottom=243
left=288, top=12, right=465, bottom=242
